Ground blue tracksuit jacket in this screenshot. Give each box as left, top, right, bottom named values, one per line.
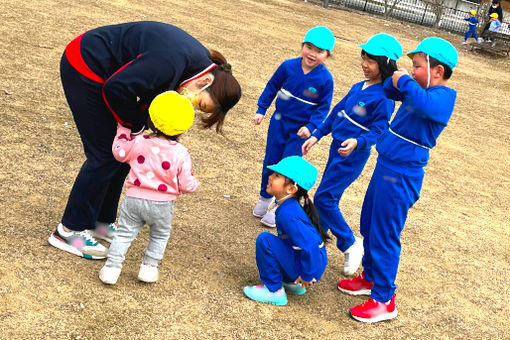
left=257, top=58, right=333, bottom=197
left=256, top=57, right=334, bottom=131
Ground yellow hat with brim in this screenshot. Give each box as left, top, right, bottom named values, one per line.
left=490, top=13, right=499, bottom=18
left=149, top=91, right=194, bottom=136
left=470, top=10, right=476, bottom=15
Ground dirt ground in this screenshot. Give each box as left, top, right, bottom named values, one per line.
left=0, top=0, right=509, bottom=338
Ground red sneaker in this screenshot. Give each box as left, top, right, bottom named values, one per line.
left=350, top=295, right=398, bottom=323
left=337, top=271, right=373, bottom=295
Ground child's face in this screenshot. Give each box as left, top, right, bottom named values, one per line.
left=301, top=42, right=329, bottom=70
left=266, top=172, right=295, bottom=199
left=360, top=54, right=381, bottom=81
left=411, top=53, right=430, bottom=88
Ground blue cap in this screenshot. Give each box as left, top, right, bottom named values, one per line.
left=303, top=26, right=335, bottom=52
left=268, top=156, right=318, bottom=191
left=407, top=37, right=458, bottom=69
left=359, top=33, right=403, bottom=61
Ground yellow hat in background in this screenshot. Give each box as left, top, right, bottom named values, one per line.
left=149, top=91, right=194, bottom=136
left=470, top=10, right=476, bottom=15
left=490, top=13, right=499, bottom=18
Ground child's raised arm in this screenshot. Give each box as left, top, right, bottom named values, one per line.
left=397, top=75, right=456, bottom=125
left=383, top=74, right=406, bottom=101
left=111, top=124, right=136, bottom=163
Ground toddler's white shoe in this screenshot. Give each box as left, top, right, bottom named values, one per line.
left=260, top=204, right=276, bottom=228
left=99, top=265, right=121, bottom=285
left=138, top=264, right=159, bottom=283
left=461, top=41, right=467, bottom=45
left=477, top=37, right=483, bottom=43
left=253, top=196, right=274, bottom=218
left=343, top=236, right=364, bottom=276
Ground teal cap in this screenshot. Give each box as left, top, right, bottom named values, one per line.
left=268, top=156, right=318, bottom=191
left=303, top=26, right=335, bottom=52
left=407, top=37, right=458, bottom=69
left=359, top=33, right=403, bottom=61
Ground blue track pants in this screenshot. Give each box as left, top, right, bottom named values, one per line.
left=360, top=162, right=423, bottom=302
left=464, top=27, right=479, bottom=40
left=259, top=114, right=305, bottom=198
left=314, top=139, right=370, bottom=252
left=255, top=232, right=327, bottom=292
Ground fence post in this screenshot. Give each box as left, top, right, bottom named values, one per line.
left=324, top=0, right=329, bottom=8
left=421, top=4, right=428, bottom=25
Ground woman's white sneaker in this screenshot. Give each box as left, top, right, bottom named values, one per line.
left=48, top=223, right=108, bottom=259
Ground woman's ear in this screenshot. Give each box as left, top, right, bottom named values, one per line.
left=199, top=73, right=215, bottom=87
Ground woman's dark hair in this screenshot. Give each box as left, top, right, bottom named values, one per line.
left=201, top=49, right=242, bottom=133
left=428, top=56, right=453, bottom=80
left=361, top=50, right=398, bottom=81
left=285, top=178, right=331, bottom=243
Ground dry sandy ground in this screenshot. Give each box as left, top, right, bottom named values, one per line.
left=0, top=0, right=509, bottom=339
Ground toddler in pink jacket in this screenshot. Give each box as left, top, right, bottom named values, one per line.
left=99, top=91, right=199, bottom=285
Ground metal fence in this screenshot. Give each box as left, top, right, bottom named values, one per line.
left=324, top=0, right=510, bottom=35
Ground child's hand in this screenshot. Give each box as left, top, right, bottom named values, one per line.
left=338, top=138, right=357, bottom=157
left=297, top=126, right=311, bottom=139
left=302, top=136, right=318, bottom=155
left=392, top=68, right=409, bottom=89
left=253, top=113, right=264, bottom=125
left=294, top=276, right=316, bottom=288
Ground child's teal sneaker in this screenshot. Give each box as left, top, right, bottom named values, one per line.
left=283, top=282, right=307, bottom=295
left=243, top=285, right=287, bottom=306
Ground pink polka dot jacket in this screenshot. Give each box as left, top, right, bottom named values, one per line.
left=112, top=125, right=199, bottom=201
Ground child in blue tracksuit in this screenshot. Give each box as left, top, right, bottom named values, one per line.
left=462, top=10, right=480, bottom=44
left=252, top=26, right=335, bottom=228
left=338, top=37, right=458, bottom=323
left=244, top=156, right=330, bottom=306
left=302, top=33, right=402, bottom=277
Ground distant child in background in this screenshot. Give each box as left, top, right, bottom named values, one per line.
left=252, top=26, right=335, bottom=228
left=99, top=91, right=200, bottom=285
left=489, top=13, right=502, bottom=33
left=461, top=10, right=481, bottom=44
left=481, top=13, right=502, bottom=44
left=337, top=37, right=458, bottom=323
left=301, top=33, right=402, bottom=277
left=244, top=156, right=330, bottom=306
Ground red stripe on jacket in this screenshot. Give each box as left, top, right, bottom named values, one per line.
left=65, top=33, right=141, bottom=127
left=101, top=57, right=141, bottom=127
left=64, top=33, right=105, bottom=84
